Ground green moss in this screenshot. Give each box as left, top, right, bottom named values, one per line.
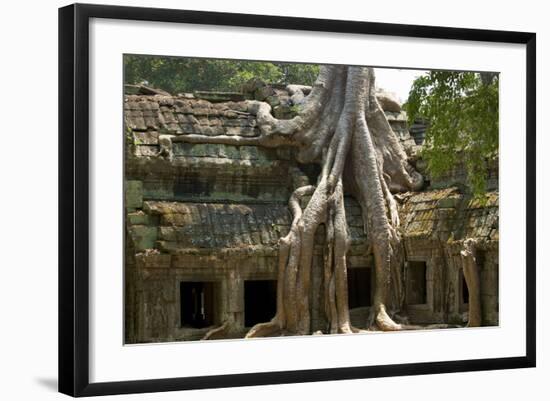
left=130, top=226, right=158, bottom=251
left=125, top=180, right=143, bottom=208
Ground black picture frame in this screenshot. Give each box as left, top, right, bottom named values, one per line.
left=58, top=3, right=536, bottom=397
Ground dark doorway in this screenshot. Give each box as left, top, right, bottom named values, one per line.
left=406, top=261, right=427, bottom=305
left=461, top=271, right=470, bottom=304
left=180, top=282, right=215, bottom=328
left=347, top=267, right=372, bottom=308
left=244, top=280, right=277, bottom=327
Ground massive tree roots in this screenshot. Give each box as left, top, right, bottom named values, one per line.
left=186, top=66, right=426, bottom=339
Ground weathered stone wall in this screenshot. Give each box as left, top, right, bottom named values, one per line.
left=124, top=88, right=499, bottom=343
left=422, top=158, right=499, bottom=192
left=398, top=188, right=499, bottom=325
left=124, top=175, right=369, bottom=342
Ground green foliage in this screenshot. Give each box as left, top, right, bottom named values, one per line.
left=289, top=104, right=301, bottom=114
left=124, top=55, right=319, bottom=94
left=406, top=71, right=499, bottom=196
left=277, top=63, right=320, bottom=87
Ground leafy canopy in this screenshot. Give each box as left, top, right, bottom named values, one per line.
left=124, top=55, right=320, bottom=94
left=406, top=71, right=499, bottom=196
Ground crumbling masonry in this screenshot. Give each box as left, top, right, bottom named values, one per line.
left=124, top=83, right=498, bottom=343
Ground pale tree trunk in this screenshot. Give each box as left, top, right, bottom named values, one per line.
left=161, top=65, right=426, bottom=338
left=460, top=239, right=482, bottom=327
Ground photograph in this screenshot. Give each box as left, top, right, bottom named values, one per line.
left=123, top=55, right=499, bottom=344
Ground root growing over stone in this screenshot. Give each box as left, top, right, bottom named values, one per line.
left=181, top=66, right=424, bottom=337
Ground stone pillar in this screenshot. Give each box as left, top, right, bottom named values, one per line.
left=481, top=249, right=499, bottom=325
left=226, top=269, right=244, bottom=329
left=430, top=250, right=446, bottom=318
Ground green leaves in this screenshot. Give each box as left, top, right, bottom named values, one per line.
left=406, top=71, right=499, bottom=197
left=124, top=55, right=319, bottom=94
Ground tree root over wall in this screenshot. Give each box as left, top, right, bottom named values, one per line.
left=160, top=66, right=428, bottom=338
left=460, top=238, right=482, bottom=327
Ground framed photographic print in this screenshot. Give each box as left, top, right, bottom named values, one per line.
left=58, top=3, right=536, bottom=397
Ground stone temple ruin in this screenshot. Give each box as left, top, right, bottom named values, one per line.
left=124, top=81, right=499, bottom=344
